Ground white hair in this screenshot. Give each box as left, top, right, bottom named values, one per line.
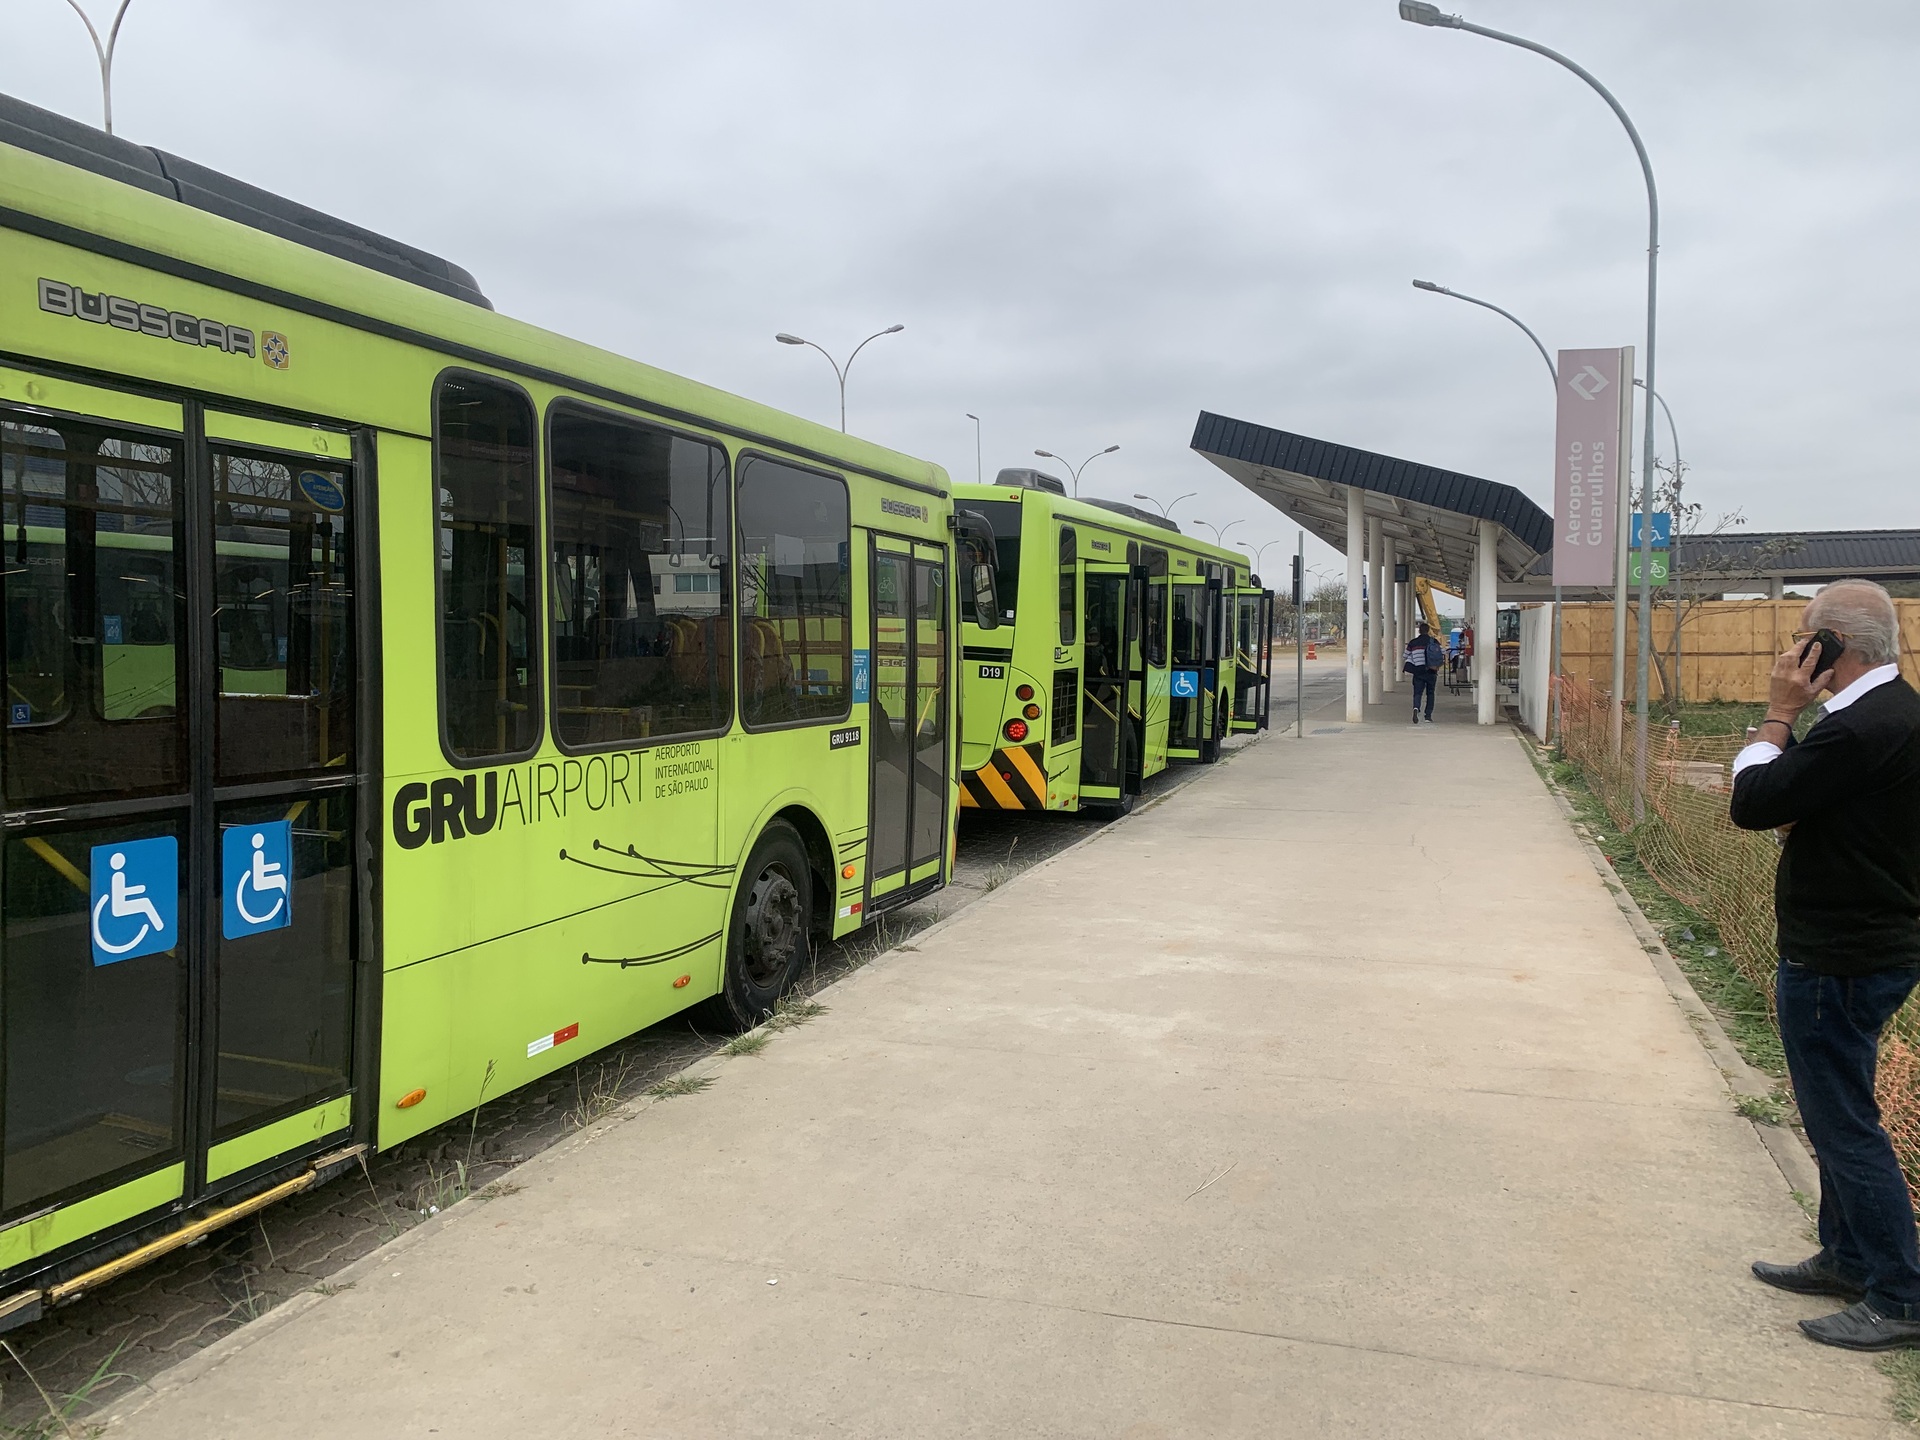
left=1807, top=578, right=1901, bottom=667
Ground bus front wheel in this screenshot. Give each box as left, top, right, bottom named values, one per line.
left=707, top=820, right=812, bottom=1031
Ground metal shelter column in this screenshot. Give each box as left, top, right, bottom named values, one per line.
left=1477, top=519, right=1499, bottom=726
left=1366, top=517, right=1384, bottom=706
left=1382, top=537, right=1399, bottom=693
left=1345, top=487, right=1364, bottom=722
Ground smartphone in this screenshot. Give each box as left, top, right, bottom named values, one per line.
left=1799, top=627, right=1845, bottom=676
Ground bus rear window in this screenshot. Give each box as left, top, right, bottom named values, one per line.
left=960, top=499, right=1021, bottom=624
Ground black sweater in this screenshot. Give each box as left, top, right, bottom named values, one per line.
left=1730, top=676, right=1920, bottom=976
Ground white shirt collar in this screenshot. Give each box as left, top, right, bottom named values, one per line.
left=1822, top=663, right=1900, bottom=716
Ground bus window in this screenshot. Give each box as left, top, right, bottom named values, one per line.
left=3, top=415, right=186, bottom=805
left=435, top=374, right=540, bottom=761
left=548, top=407, right=731, bottom=747
left=959, top=499, right=1021, bottom=624
left=736, top=457, right=850, bottom=727
left=1057, top=526, right=1076, bottom=645
left=1144, top=547, right=1168, bottom=667
left=211, top=448, right=354, bottom=780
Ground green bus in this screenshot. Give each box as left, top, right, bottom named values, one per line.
left=0, top=92, right=997, bottom=1326
left=955, top=471, right=1274, bottom=816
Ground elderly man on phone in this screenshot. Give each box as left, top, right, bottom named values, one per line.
left=1731, top=578, right=1920, bottom=1350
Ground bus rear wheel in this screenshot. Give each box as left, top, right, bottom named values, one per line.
left=707, top=820, right=812, bottom=1031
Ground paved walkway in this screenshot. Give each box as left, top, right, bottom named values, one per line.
left=111, top=689, right=1898, bottom=1437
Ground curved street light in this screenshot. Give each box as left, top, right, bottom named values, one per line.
left=59, top=0, right=136, bottom=134
left=1238, top=538, right=1283, bottom=578
left=1191, top=519, right=1243, bottom=547
left=1132, top=490, right=1195, bottom=521
left=1410, top=278, right=1681, bottom=463
left=1400, top=0, right=1662, bottom=818
left=774, top=325, right=904, bottom=432
left=1033, top=444, right=1119, bottom=497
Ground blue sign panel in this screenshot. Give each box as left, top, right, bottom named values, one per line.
left=102, top=614, right=123, bottom=645
left=851, top=648, right=871, bottom=703
left=1171, top=670, right=1200, bottom=699
left=1630, top=512, right=1672, bottom=549
left=223, top=820, right=294, bottom=940
left=296, top=469, right=346, bottom=513
left=9, top=703, right=29, bottom=726
left=90, top=835, right=178, bottom=965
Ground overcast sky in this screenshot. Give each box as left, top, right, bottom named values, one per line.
left=8, top=1, right=1916, bottom=588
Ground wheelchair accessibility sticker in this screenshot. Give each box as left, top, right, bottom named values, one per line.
left=90, top=835, right=178, bottom=966
left=223, top=820, right=293, bottom=939
left=1171, top=670, right=1200, bottom=699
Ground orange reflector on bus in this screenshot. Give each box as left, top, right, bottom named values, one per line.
left=673, top=974, right=691, bottom=988
left=841, top=863, right=856, bottom=880
left=1022, top=703, right=1041, bottom=720
left=396, top=1088, right=426, bottom=1110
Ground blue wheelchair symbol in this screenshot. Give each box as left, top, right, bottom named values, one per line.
left=90, top=836, right=178, bottom=966
left=9, top=703, right=29, bottom=726
left=1171, top=670, right=1200, bottom=699
left=223, top=820, right=293, bottom=939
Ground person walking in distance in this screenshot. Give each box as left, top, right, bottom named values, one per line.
left=1731, top=579, right=1920, bottom=1350
left=1403, top=621, right=1443, bottom=723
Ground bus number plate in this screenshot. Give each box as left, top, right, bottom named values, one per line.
left=829, top=727, right=862, bottom=750
left=977, top=664, right=1005, bottom=679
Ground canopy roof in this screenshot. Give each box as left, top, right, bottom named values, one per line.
left=1190, top=412, right=1551, bottom=594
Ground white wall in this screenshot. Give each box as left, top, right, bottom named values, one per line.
left=1517, top=603, right=1553, bottom=741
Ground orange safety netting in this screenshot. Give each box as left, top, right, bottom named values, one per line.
left=1554, top=676, right=1920, bottom=1203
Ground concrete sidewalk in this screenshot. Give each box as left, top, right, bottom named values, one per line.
left=111, top=716, right=1898, bottom=1437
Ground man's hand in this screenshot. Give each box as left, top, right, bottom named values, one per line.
left=1765, top=641, right=1835, bottom=727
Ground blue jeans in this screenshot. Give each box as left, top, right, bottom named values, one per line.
left=1409, top=670, right=1436, bottom=718
left=1777, top=957, right=1920, bottom=1316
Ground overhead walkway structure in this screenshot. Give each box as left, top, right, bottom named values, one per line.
left=1191, top=412, right=1552, bottom=726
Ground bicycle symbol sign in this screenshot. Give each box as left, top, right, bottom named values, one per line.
left=89, top=835, right=178, bottom=966
left=223, top=820, right=293, bottom=939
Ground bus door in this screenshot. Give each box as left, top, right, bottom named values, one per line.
left=1230, top=587, right=1275, bottom=733
left=1199, top=570, right=1226, bottom=763
left=867, top=537, right=948, bottom=903
left=1167, top=578, right=1205, bottom=760
left=0, top=386, right=370, bottom=1266
left=1079, top=562, right=1144, bottom=807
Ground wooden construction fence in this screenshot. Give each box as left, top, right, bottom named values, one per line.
left=1556, top=598, right=1920, bottom=704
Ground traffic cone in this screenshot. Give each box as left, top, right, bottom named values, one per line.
left=1307, top=642, right=1317, bottom=660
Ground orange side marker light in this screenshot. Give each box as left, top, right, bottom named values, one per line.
left=841, top=863, right=857, bottom=880
left=673, top=974, right=691, bottom=989
left=396, top=1088, right=426, bottom=1109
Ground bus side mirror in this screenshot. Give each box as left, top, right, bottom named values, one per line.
left=971, top=562, right=1000, bottom=630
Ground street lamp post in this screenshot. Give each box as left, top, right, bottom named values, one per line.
left=965, top=413, right=982, bottom=484
left=1237, top=539, right=1283, bottom=578
left=59, top=0, right=136, bottom=135
left=774, top=325, right=904, bottom=432
left=1192, top=519, right=1243, bottom=547
left=1133, top=491, right=1195, bottom=522
left=1400, top=0, right=1662, bottom=821
left=1034, top=445, right=1119, bottom=497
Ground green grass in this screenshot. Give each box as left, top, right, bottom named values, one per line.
left=1667, top=701, right=1768, bottom=738
left=1, top=1338, right=133, bottom=1438
left=647, top=1074, right=714, bottom=1100
left=1544, top=755, right=1786, bottom=1078
left=1885, top=1352, right=1920, bottom=1426
left=722, top=1029, right=772, bottom=1058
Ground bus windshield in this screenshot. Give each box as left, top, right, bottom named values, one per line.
left=959, top=499, right=1020, bottom=624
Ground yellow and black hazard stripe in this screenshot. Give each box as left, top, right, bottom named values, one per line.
left=959, top=743, right=1049, bottom=810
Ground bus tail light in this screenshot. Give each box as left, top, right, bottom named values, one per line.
left=1003, top=718, right=1029, bottom=743
left=1015, top=684, right=1035, bottom=701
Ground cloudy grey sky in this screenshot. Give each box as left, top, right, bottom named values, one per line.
left=8, top=1, right=1916, bottom=586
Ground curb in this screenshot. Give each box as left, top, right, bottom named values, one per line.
left=1515, top=732, right=1819, bottom=1205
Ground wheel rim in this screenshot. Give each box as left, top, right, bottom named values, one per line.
left=741, top=862, right=802, bottom=988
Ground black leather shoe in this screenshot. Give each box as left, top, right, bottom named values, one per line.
left=1752, top=1254, right=1867, bottom=1302
left=1801, top=1301, right=1920, bottom=1351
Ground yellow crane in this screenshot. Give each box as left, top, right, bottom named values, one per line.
left=1412, top=575, right=1459, bottom=635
